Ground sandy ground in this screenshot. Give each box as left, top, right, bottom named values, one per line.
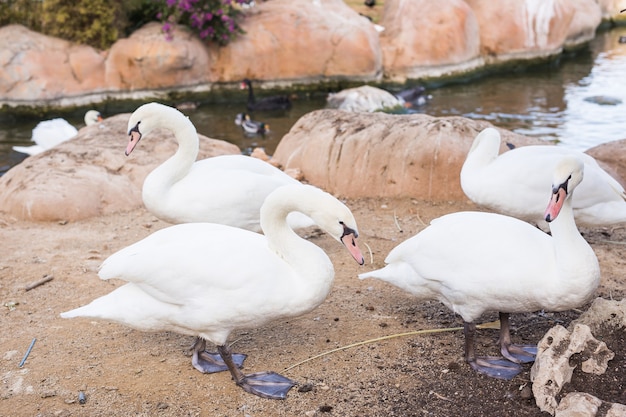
left=1, top=197, right=625, bottom=417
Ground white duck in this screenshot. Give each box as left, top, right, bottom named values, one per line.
left=61, top=184, right=365, bottom=399
left=360, top=156, right=600, bottom=380
left=461, top=127, right=626, bottom=229
left=126, top=102, right=313, bottom=232
left=13, top=110, right=102, bottom=156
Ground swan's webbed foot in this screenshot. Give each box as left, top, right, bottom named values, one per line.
left=468, top=356, right=522, bottom=380
left=191, top=337, right=246, bottom=373
left=501, top=344, right=537, bottom=364
left=497, top=312, right=537, bottom=364
left=216, top=344, right=297, bottom=400
left=193, top=350, right=247, bottom=373
left=236, top=371, right=297, bottom=400
left=464, top=320, right=522, bottom=380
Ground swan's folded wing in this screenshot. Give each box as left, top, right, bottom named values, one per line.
left=97, top=223, right=291, bottom=306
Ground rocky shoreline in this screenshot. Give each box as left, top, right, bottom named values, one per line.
left=1, top=0, right=625, bottom=113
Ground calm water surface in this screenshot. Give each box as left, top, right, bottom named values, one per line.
left=2, top=26, right=626, bottom=176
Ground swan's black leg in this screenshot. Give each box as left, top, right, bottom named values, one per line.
left=464, top=321, right=521, bottom=380
left=498, top=313, right=537, bottom=364
left=217, top=344, right=296, bottom=400
left=190, top=338, right=246, bottom=373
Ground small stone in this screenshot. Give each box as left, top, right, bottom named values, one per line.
left=319, top=405, right=333, bottom=413
left=41, top=390, right=57, bottom=398
left=298, top=383, right=314, bottom=393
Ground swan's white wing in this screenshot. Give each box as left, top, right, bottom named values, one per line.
left=12, top=145, right=45, bottom=156
left=464, top=143, right=626, bottom=224
left=366, top=212, right=557, bottom=321
left=98, top=223, right=295, bottom=306
left=32, top=118, right=78, bottom=149
left=146, top=158, right=314, bottom=230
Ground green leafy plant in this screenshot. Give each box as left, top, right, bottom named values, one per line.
left=40, top=0, right=124, bottom=50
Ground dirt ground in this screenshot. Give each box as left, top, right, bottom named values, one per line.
left=1, top=197, right=625, bottom=417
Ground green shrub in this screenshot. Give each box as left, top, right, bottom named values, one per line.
left=40, top=0, right=124, bottom=50
left=0, top=0, right=247, bottom=49
left=0, top=0, right=43, bottom=30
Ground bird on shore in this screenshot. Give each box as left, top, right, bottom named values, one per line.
left=125, top=102, right=313, bottom=232
left=240, top=78, right=292, bottom=112
left=235, top=112, right=270, bottom=135
left=360, top=156, right=600, bottom=380
left=461, top=127, right=626, bottom=230
left=61, top=184, right=365, bottom=399
left=13, top=110, right=103, bottom=156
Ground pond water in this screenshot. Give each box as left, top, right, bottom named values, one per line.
left=1, top=26, right=626, bottom=176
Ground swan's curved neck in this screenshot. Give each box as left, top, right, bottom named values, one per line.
left=146, top=114, right=199, bottom=188
left=260, top=193, right=334, bottom=298
left=464, top=136, right=499, bottom=171
left=549, top=193, right=586, bottom=245
left=548, top=192, right=600, bottom=300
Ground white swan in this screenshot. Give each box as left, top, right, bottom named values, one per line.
left=61, top=184, right=365, bottom=399
left=13, top=110, right=102, bottom=156
left=360, top=156, right=600, bottom=380
left=461, top=127, right=626, bottom=229
left=126, top=102, right=313, bottom=232
left=326, top=85, right=404, bottom=113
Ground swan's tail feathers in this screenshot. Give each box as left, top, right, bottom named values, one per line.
left=12, top=145, right=43, bottom=156
left=359, top=262, right=412, bottom=281
left=60, top=284, right=172, bottom=331
left=359, top=263, right=430, bottom=297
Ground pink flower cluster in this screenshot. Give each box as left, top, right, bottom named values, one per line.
left=157, top=0, right=251, bottom=45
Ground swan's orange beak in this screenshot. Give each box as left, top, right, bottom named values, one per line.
left=126, top=124, right=142, bottom=156
left=544, top=187, right=566, bottom=223
left=341, top=232, right=365, bottom=265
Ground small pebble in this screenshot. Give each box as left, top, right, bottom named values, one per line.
left=298, top=383, right=314, bottom=393
left=319, top=405, right=333, bottom=413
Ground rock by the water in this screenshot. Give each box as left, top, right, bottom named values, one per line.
left=0, top=113, right=240, bottom=221
left=272, top=109, right=545, bottom=201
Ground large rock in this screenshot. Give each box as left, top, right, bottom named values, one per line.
left=272, top=110, right=545, bottom=201
left=0, top=113, right=240, bottom=222
left=586, top=139, right=626, bottom=189
left=531, top=323, right=615, bottom=415
left=0, top=0, right=612, bottom=107
left=380, top=0, right=482, bottom=82
left=465, top=0, right=577, bottom=60
left=0, top=25, right=106, bottom=105
left=208, top=0, right=382, bottom=83
left=106, top=23, right=211, bottom=90
left=565, top=0, right=603, bottom=48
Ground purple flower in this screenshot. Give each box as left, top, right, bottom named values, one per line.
left=179, top=0, right=193, bottom=12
